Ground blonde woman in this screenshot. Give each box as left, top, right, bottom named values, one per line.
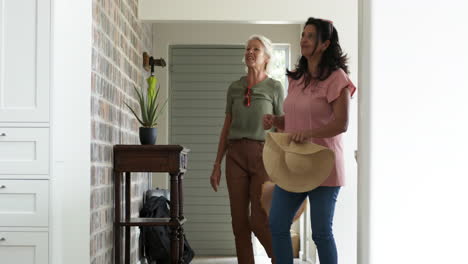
left=210, top=35, right=284, bottom=264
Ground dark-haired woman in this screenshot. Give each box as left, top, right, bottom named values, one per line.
left=263, top=18, right=356, bottom=264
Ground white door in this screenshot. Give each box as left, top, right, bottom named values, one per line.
left=170, top=45, right=245, bottom=256
left=0, top=0, right=50, bottom=122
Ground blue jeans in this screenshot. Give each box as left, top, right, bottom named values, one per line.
left=269, top=185, right=340, bottom=264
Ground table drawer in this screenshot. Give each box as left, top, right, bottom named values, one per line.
left=0, top=127, right=49, bottom=175
left=113, top=145, right=189, bottom=173
left=0, top=180, right=49, bottom=226
left=0, top=231, right=48, bottom=264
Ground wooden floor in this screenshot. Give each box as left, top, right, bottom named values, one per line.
left=192, top=256, right=310, bottom=264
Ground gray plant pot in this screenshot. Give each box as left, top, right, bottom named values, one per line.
left=139, top=127, right=157, bottom=145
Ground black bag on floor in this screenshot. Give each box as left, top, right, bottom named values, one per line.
left=139, top=190, right=195, bottom=264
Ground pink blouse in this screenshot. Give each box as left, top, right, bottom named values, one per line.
left=283, top=69, right=356, bottom=187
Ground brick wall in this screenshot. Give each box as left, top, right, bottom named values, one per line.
left=91, top=0, right=153, bottom=263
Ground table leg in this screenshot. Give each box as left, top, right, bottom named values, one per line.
left=178, top=172, right=185, bottom=263
left=170, top=172, right=180, bottom=264
left=114, top=171, right=121, bottom=264
left=125, top=172, right=131, bottom=264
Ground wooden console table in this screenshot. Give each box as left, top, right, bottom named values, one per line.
left=113, top=145, right=189, bottom=264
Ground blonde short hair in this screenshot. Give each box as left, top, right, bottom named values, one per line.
left=243, top=35, right=275, bottom=76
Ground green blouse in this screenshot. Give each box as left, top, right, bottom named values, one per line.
left=225, top=76, right=284, bottom=141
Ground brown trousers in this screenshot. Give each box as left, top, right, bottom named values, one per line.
left=226, top=139, right=274, bottom=264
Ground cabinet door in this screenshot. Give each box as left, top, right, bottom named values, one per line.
left=0, top=180, right=48, bottom=226
left=0, top=231, right=48, bottom=264
left=0, top=127, right=49, bottom=174
left=0, top=0, right=50, bottom=122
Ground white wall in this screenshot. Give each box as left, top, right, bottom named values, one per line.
left=140, top=0, right=352, bottom=24
left=50, top=0, right=92, bottom=263
left=359, top=0, right=468, bottom=263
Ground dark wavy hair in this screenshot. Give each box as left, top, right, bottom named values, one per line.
left=287, top=17, right=349, bottom=88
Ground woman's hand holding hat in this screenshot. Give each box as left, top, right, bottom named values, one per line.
left=290, top=130, right=315, bottom=143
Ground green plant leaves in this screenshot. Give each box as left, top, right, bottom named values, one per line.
left=125, top=82, right=166, bottom=128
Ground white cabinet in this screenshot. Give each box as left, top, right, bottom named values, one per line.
left=0, top=127, right=49, bottom=175
left=0, top=0, right=50, bottom=122
left=0, top=231, right=48, bottom=264
left=0, top=0, right=51, bottom=262
left=0, top=180, right=49, bottom=226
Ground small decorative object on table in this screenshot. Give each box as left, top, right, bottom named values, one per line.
left=125, top=75, right=167, bottom=145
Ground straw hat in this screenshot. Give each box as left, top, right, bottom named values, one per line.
left=262, top=132, right=335, bottom=193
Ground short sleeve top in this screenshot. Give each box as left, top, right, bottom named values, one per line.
left=226, top=76, right=284, bottom=141
left=283, top=69, right=356, bottom=186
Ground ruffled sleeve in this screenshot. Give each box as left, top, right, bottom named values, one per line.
left=326, top=69, right=357, bottom=103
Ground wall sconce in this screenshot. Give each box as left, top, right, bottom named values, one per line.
left=143, top=52, right=166, bottom=75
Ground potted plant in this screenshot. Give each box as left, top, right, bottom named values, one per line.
left=125, top=75, right=167, bottom=145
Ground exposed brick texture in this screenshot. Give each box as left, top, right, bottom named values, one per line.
left=91, top=0, right=153, bottom=263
